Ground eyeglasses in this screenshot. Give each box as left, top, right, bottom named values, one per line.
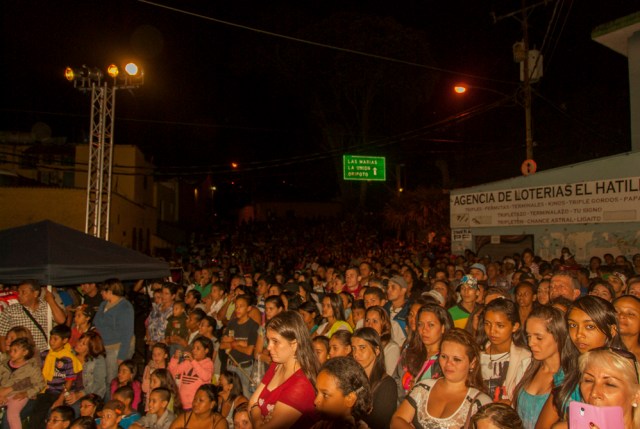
left=591, top=346, right=640, bottom=383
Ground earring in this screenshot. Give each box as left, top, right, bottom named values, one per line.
left=633, top=403, right=638, bottom=408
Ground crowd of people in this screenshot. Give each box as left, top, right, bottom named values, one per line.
left=0, top=217, right=639, bottom=429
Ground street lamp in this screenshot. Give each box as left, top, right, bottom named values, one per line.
left=454, top=82, right=535, bottom=172
left=65, top=62, right=144, bottom=239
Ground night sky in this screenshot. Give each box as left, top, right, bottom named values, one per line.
left=1, top=1, right=636, bottom=203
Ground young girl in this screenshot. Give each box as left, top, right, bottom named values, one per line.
left=512, top=306, right=571, bottom=429
left=150, top=368, right=182, bottom=413
left=351, top=300, right=366, bottom=330
left=217, top=370, right=248, bottom=428
left=79, top=393, right=103, bottom=418
left=478, top=298, right=531, bottom=402
left=315, top=293, right=352, bottom=338
left=232, top=403, right=252, bottom=429
left=168, top=336, right=214, bottom=410
left=298, top=301, right=322, bottom=335
left=254, top=296, right=284, bottom=367
left=1, top=327, right=38, bottom=364
left=311, top=357, right=372, bottom=429
left=312, top=336, right=330, bottom=365
left=110, top=359, right=142, bottom=411
left=364, top=306, right=400, bottom=376
left=536, top=295, right=623, bottom=429
left=70, top=304, right=96, bottom=348
left=328, top=330, right=352, bottom=358
left=141, top=342, right=169, bottom=411
left=471, top=403, right=524, bottom=429
left=351, top=328, right=397, bottom=429
left=0, top=337, right=45, bottom=429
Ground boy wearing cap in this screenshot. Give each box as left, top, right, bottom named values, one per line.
left=383, top=275, right=411, bottom=345
left=448, top=275, right=479, bottom=329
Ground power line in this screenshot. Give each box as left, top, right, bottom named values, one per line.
left=137, top=0, right=519, bottom=86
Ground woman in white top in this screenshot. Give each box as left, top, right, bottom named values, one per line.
left=391, top=328, right=491, bottom=429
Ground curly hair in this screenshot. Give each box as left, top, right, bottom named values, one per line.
left=319, top=357, right=373, bottom=421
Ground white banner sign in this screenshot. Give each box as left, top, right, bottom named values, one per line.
left=451, top=177, right=640, bottom=228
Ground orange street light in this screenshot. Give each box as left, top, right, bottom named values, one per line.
left=454, top=85, right=468, bottom=94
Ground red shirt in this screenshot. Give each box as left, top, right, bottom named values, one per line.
left=257, top=363, right=316, bottom=429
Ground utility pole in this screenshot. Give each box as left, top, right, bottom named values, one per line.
left=522, top=0, right=534, bottom=161
left=493, top=0, right=548, bottom=168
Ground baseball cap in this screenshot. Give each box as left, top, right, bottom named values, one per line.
left=422, top=290, right=445, bottom=305
left=469, top=263, right=486, bottom=276
left=389, top=275, right=408, bottom=289
left=459, top=275, right=478, bottom=290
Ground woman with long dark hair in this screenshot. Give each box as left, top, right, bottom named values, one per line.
left=351, top=328, right=397, bottom=429
left=476, top=298, right=531, bottom=402
left=248, top=311, right=320, bottom=429
left=314, top=294, right=352, bottom=338
left=169, top=384, right=227, bottom=429
left=397, top=304, right=453, bottom=398
left=364, top=306, right=400, bottom=376
left=535, top=295, right=623, bottom=429
left=512, top=306, right=572, bottom=429
left=218, top=370, right=248, bottom=429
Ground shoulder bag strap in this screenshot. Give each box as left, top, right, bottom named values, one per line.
left=21, top=305, right=48, bottom=344
left=463, top=390, right=483, bottom=429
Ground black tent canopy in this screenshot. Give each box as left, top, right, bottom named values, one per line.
left=0, top=220, right=170, bottom=285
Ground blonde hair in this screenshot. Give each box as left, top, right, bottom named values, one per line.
left=579, top=349, right=640, bottom=427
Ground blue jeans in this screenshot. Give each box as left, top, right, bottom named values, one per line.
left=227, top=362, right=254, bottom=398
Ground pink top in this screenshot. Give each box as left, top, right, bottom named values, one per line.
left=110, top=379, right=142, bottom=410
left=168, top=357, right=213, bottom=409
left=256, top=363, right=316, bottom=429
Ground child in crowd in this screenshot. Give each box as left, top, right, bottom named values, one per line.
left=79, top=393, right=103, bottom=418
left=232, top=403, right=252, bottom=429
left=46, top=405, right=75, bottom=429
left=130, top=387, right=175, bottom=429
left=97, top=399, right=126, bottom=429
left=168, top=336, right=214, bottom=410
left=478, top=298, right=531, bottom=402
left=328, top=330, right=352, bottom=358
left=149, top=369, right=182, bottom=413
left=1, top=327, right=38, bottom=364
left=351, top=300, right=366, bottom=330
left=112, top=385, right=141, bottom=429
left=471, top=403, right=524, bottom=429
left=312, top=336, right=330, bottom=365
left=141, top=343, right=169, bottom=411
left=311, top=357, right=372, bottom=429
left=70, top=304, right=96, bottom=348
left=0, top=337, right=45, bottom=429
left=31, top=324, right=83, bottom=427
left=110, top=360, right=142, bottom=411
left=70, top=416, right=98, bottom=429
left=165, top=301, right=189, bottom=357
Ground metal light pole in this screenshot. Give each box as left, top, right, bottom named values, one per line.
left=65, top=64, right=143, bottom=239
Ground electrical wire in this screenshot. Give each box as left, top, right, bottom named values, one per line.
left=137, top=0, right=519, bottom=86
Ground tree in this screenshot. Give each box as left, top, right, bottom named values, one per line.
left=383, top=187, right=449, bottom=243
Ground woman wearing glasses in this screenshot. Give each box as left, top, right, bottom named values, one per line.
left=578, top=347, right=640, bottom=429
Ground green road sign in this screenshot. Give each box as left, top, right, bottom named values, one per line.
left=343, top=155, right=386, bottom=181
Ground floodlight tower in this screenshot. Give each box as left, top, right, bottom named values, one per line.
left=65, top=63, right=144, bottom=239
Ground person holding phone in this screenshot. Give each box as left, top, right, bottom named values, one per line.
left=576, top=347, right=640, bottom=429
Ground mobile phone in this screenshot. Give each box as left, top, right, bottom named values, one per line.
left=569, top=401, right=624, bottom=429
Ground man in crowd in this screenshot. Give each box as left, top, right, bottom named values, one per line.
left=0, top=280, right=67, bottom=353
